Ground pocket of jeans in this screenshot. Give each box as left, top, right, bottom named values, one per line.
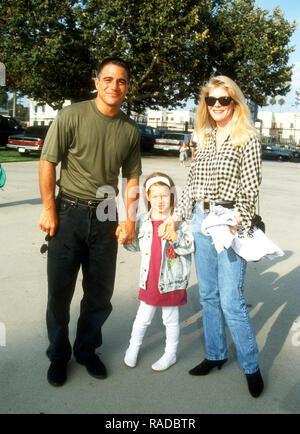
left=58, top=200, right=73, bottom=214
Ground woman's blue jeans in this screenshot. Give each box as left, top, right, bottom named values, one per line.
left=46, top=197, right=118, bottom=363
left=192, top=203, right=259, bottom=374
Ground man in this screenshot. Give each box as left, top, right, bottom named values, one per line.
left=39, top=57, right=141, bottom=387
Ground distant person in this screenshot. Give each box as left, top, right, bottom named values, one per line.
left=163, top=76, right=264, bottom=398
left=179, top=141, right=189, bottom=167
left=188, top=132, right=197, bottom=160
left=118, top=172, right=194, bottom=371
left=39, top=57, right=142, bottom=387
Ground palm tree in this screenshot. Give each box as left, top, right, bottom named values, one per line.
left=278, top=98, right=285, bottom=112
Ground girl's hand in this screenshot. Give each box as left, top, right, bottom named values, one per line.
left=158, top=222, right=178, bottom=242
left=158, top=214, right=179, bottom=236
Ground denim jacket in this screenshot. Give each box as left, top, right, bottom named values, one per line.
left=124, top=211, right=194, bottom=293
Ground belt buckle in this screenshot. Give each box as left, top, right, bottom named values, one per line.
left=203, top=199, right=210, bottom=213
left=88, top=200, right=97, bottom=208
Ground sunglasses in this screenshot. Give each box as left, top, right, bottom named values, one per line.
left=205, top=96, right=233, bottom=106
left=40, top=233, right=51, bottom=254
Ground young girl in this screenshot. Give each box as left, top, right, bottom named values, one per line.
left=119, top=172, right=194, bottom=371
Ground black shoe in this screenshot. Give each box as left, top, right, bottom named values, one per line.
left=246, top=369, right=264, bottom=398
left=47, top=360, right=68, bottom=387
left=189, top=358, right=228, bottom=376
left=78, top=354, right=107, bottom=379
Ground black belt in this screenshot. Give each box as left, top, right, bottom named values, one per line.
left=201, top=199, right=235, bottom=213
left=59, top=192, right=105, bottom=208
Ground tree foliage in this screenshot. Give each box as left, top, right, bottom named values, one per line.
left=0, top=0, right=296, bottom=112
left=0, top=0, right=92, bottom=110
left=204, top=0, right=296, bottom=106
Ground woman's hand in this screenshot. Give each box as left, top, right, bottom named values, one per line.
left=229, top=209, right=241, bottom=235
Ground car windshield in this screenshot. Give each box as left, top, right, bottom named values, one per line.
left=24, top=126, right=49, bottom=138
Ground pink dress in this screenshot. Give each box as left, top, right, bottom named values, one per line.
left=138, top=220, right=187, bottom=307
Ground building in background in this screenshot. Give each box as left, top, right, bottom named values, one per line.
left=147, top=109, right=194, bottom=131
left=256, top=111, right=300, bottom=145
left=29, top=100, right=71, bottom=126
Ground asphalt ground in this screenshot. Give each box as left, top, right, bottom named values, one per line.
left=0, top=156, right=300, bottom=416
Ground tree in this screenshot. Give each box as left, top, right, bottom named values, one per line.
left=0, top=89, right=8, bottom=110
left=0, top=0, right=93, bottom=110
left=278, top=98, right=285, bottom=111
left=295, top=91, right=300, bottom=109
left=0, top=0, right=296, bottom=112
left=194, top=0, right=296, bottom=107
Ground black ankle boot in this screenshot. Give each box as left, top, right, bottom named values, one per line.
left=189, top=358, right=227, bottom=376
left=246, top=369, right=264, bottom=398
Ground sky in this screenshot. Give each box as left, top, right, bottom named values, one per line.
left=184, top=0, right=300, bottom=113
left=257, top=0, right=300, bottom=112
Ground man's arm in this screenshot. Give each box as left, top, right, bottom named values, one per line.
left=38, top=159, right=58, bottom=237
left=116, top=177, right=139, bottom=244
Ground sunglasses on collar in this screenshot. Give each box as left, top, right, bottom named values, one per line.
left=205, top=96, right=233, bottom=106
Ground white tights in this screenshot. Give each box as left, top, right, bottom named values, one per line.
left=125, top=301, right=180, bottom=370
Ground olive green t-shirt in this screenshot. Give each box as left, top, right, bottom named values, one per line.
left=41, top=99, right=142, bottom=200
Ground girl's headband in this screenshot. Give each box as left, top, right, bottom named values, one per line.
left=145, top=176, right=171, bottom=193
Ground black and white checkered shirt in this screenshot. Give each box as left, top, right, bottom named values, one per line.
left=175, top=129, right=262, bottom=231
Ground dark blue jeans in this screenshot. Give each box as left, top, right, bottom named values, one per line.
left=46, top=197, right=118, bottom=363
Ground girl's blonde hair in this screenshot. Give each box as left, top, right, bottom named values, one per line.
left=195, top=75, right=258, bottom=149
left=143, top=172, right=176, bottom=215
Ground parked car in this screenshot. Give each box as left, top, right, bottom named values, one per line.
left=137, top=124, right=161, bottom=152
left=273, top=143, right=300, bottom=160
left=6, top=125, right=50, bottom=155
left=0, top=115, right=25, bottom=146
left=154, top=131, right=191, bottom=152
left=261, top=143, right=293, bottom=161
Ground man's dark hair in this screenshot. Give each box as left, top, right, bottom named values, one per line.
left=97, top=57, right=131, bottom=81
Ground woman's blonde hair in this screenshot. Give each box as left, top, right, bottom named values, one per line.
left=195, top=75, right=258, bottom=149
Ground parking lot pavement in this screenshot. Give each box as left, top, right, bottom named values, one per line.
left=0, top=157, right=300, bottom=415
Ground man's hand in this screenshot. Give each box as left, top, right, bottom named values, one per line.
left=39, top=159, right=58, bottom=237
left=39, top=206, right=58, bottom=237
left=116, top=220, right=135, bottom=244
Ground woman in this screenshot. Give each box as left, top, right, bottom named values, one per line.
left=172, top=76, right=264, bottom=398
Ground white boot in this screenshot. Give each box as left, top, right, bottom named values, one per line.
left=124, top=345, right=140, bottom=368
left=151, top=352, right=177, bottom=371
left=124, top=302, right=156, bottom=368
left=152, top=306, right=179, bottom=372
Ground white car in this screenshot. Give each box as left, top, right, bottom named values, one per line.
left=154, top=131, right=191, bottom=152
